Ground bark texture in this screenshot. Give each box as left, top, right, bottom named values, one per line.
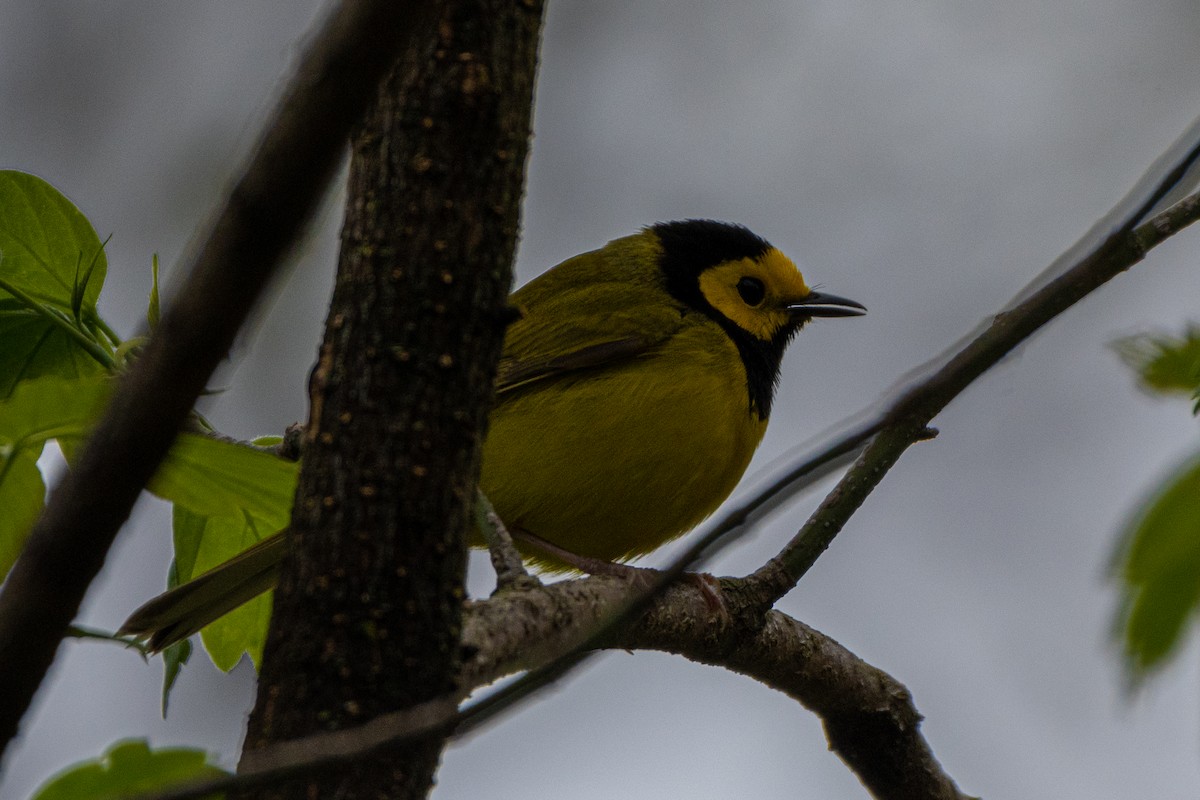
left=238, top=4, right=545, bottom=798
left=0, top=0, right=435, bottom=755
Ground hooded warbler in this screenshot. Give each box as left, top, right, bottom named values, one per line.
left=122, top=219, right=864, bottom=650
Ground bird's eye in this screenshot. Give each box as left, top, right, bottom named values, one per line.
left=736, top=276, right=766, bottom=307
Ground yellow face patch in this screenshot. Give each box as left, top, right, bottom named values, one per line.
left=697, top=248, right=811, bottom=341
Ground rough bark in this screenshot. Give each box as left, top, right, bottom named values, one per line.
left=237, top=4, right=545, bottom=798
left=0, top=0, right=436, bottom=756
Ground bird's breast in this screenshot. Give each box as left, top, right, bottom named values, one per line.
left=479, top=327, right=766, bottom=569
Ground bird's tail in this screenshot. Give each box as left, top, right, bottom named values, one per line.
left=120, top=531, right=287, bottom=652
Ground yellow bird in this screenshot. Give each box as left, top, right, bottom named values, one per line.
left=122, top=220, right=864, bottom=650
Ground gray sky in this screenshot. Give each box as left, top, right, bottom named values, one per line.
left=4, top=1, right=1200, bottom=797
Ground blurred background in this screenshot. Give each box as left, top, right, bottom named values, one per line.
left=3, top=1, right=1200, bottom=797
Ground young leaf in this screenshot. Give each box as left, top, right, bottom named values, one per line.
left=171, top=503, right=210, bottom=583
left=1114, top=327, right=1200, bottom=402
left=150, top=433, right=298, bottom=523
left=0, top=301, right=109, bottom=398
left=0, top=374, right=111, bottom=445
left=173, top=506, right=273, bottom=671
left=0, top=447, right=45, bottom=578
left=0, top=375, right=111, bottom=579
left=148, top=434, right=292, bottom=680
left=30, top=738, right=227, bottom=800
left=1112, top=453, right=1200, bottom=681
left=72, top=233, right=110, bottom=324
left=0, top=170, right=108, bottom=310
left=148, top=253, right=161, bottom=329
left=161, top=636, right=193, bottom=716
left=159, top=558, right=193, bottom=715
left=0, top=171, right=115, bottom=394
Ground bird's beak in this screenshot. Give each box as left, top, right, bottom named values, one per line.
left=787, top=290, right=867, bottom=319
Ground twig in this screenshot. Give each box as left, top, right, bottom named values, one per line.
left=65, top=623, right=149, bottom=657
left=126, top=408, right=932, bottom=800
left=129, top=479, right=792, bottom=800
left=476, top=490, right=539, bottom=592
left=130, top=571, right=968, bottom=800
left=130, top=700, right=462, bottom=800
left=51, top=113, right=1200, bottom=800
left=622, top=592, right=968, bottom=800
left=1135, top=191, right=1200, bottom=250
left=125, top=182, right=1200, bottom=800
left=108, top=162, right=1200, bottom=800
left=0, top=0, right=440, bottom=755
left=740, top=186, right=1200, bottom=608
left=273, top=422, right=306, bottom=461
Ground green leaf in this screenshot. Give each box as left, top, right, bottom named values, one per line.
left=72, top=233, right=109, bottom=324
left=159, top=558, right=193, bottom=715
left=0, top=375, right=111, bottom=579
left=150, top=433, right=298, bottom=523
left=1114, top=327, right=1200, bottom=400
left=31, top=738, right=227, bottom=800
left=154, top=435, right=293, bottom=674
left=0, top=170, right=107, bottom=310
left=148, top=253, right=161, bottom=329
left=173, top=506, right=273, bottom=671
left=0, top=374, right=111, bottom=446
left=162, top=636, right=193, bottom=716
left=171, top=504, right=209, bottom=584
left=0, top=301, right=108, bottom=398
left=0, top=171, right=114, bottom=395
left=0, top=447, right=44, bottom=577
left=1112, top=452, right=1200, bottom=681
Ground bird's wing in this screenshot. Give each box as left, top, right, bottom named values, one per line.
left=496, top=335, right=653, bottom=394
left=495, top=271, right=686, bottom=395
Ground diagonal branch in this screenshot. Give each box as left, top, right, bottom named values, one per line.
left=738, top=183, right=1200, bottom=610
left=0, top=0, right=439, bottom=755
left=133, top=182, right=1200, bottom=800
left=236, top=3, right=547, bottom=797
left=125, top=573, right=969, bottom=800
left=621, top=588, right=967, bottom=800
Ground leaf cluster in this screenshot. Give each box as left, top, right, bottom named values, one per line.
left=1111, top=328, right=1200, bottom=682
left=7, top=157, right=1200, bottom=796
left=0, top=170, right=297, bottom=727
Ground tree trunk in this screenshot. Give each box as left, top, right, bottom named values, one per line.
left=237, top=4, right=545, bottom=798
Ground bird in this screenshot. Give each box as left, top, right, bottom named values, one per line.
left=121, top=219, right=865, bottom=650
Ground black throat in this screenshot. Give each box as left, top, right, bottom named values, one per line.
left=652, top=220, right=796, bottom=420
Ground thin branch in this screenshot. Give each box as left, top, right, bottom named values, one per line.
left=43, top=108, right=1200, bottom=800
left=65, top=623, right=149, bottom=656
left=129, top=516, right=774, bottom=800
left=131, top=572, right=968, bottom=800
left=438, top=178, right=1200, bottom=798
left=124, top=434, right=927, bottom=800
left=129, top=185, right=1200, bottom=800
left=130, top=700, right=461, bottom=800
left=1135, top=190, right=1200, bottom=251
left=112, top=188, right=1200, bottom=800
left=674, top=117, right=1200, bottom=558
left=477, top=490, right=539, bottom=592
left=0, top=0, right=439, bottom=755
left=622, top=592, right=968, bottom=800
left=741, top=184, right=1200, bottom=609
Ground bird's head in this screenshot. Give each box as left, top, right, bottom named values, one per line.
left=650, top=219, right=865, bottom=417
